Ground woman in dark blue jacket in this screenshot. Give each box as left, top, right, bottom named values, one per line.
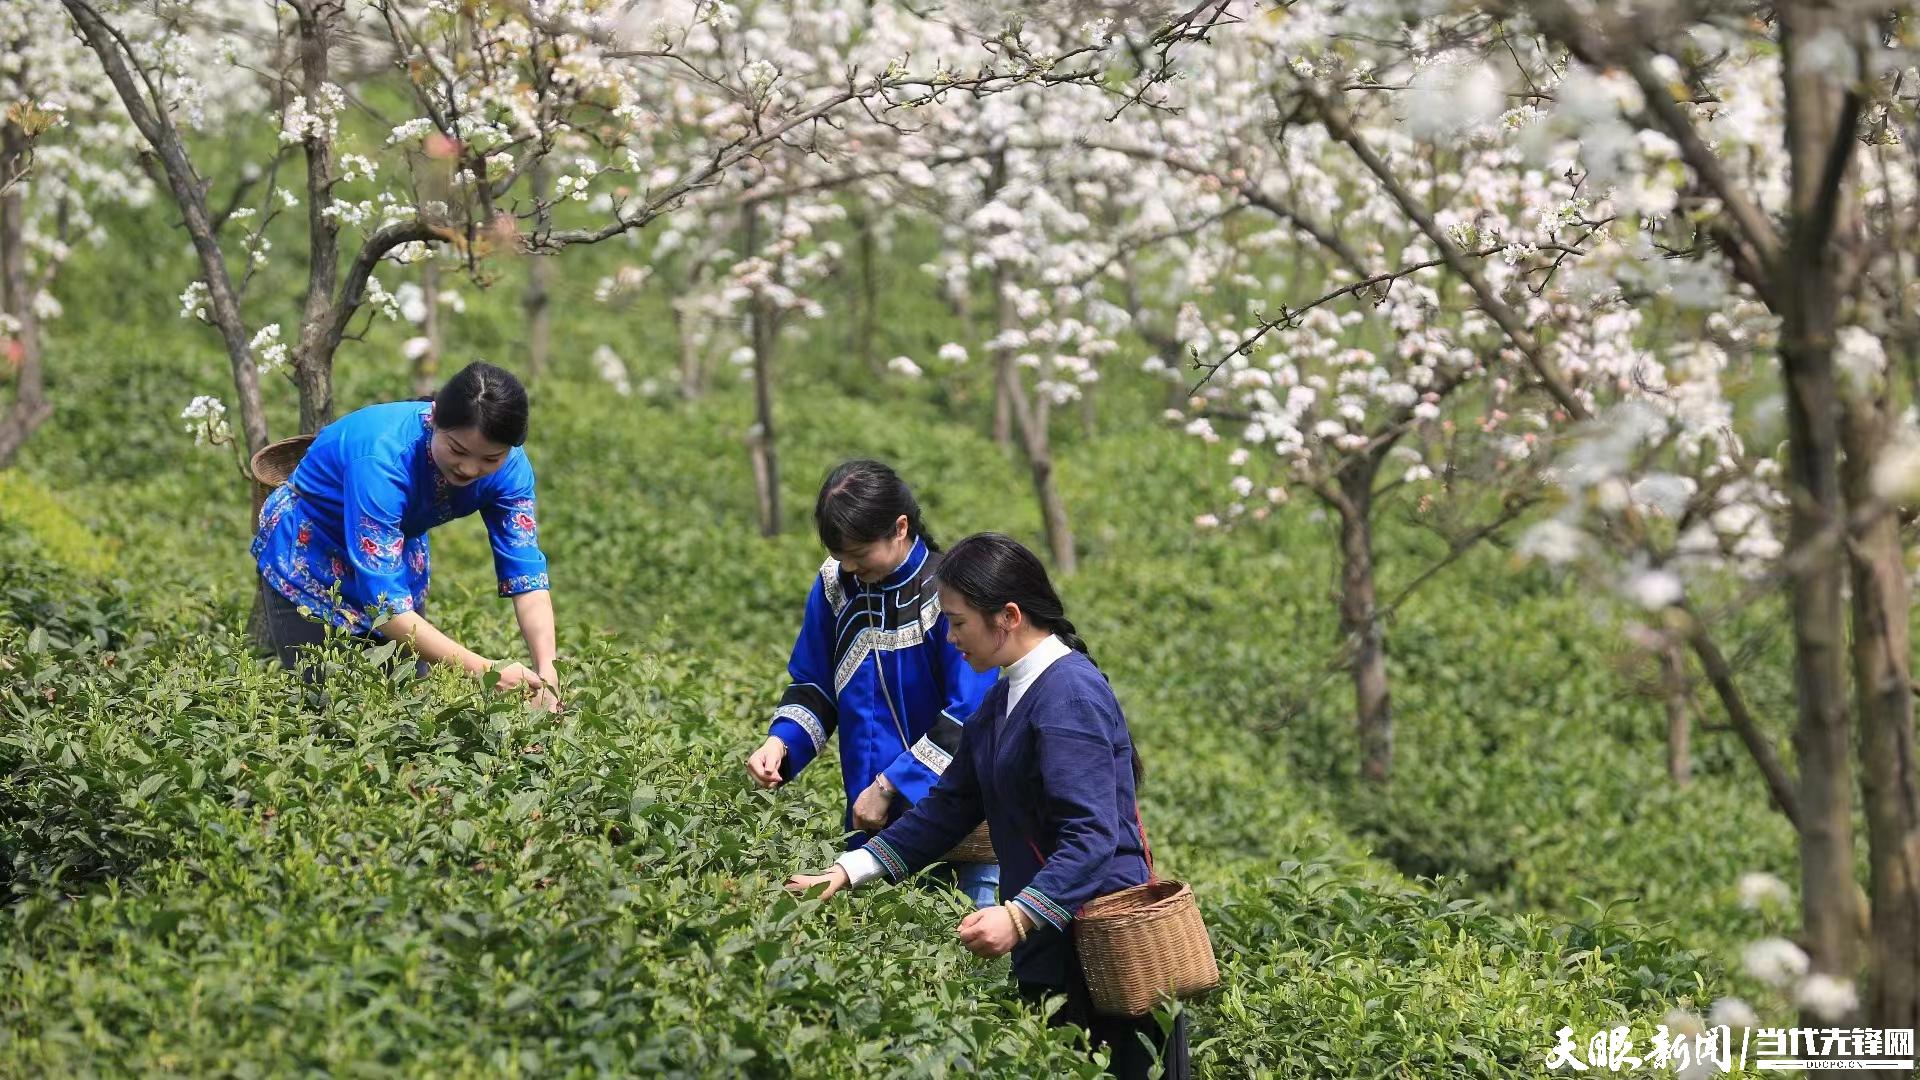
left=785, top=532, right=1189, bottom=1080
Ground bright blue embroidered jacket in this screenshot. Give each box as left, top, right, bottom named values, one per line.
left=252, top=401, right=549, bottom=631
left=859, top=651, right=1152, bottom=988
left=768, top=537, right=999, bottom=826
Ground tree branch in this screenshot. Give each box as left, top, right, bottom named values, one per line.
left=1312, top=87, right=1590, bottom=420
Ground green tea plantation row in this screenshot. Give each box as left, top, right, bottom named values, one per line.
left=0, top=497, right=1723, bottom=1077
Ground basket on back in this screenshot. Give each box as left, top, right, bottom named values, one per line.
left=940, top=822, right=995, bottom=864
left=1073, top=879, right=1219, bottom=1017
left=244, top=434, right=316, bottom=654
left=248, top=434, right=315, bottom=524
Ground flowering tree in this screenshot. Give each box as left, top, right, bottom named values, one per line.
left=1504, top=0, right=1920, bottom=1029
left=0, top=0, right=154, bottom=465
left=733, top=193, right=844, bottom=535
left=1044, top=6, right=1606, bottom=782
left=556, top=1, right=1225, bottom=549
left=1154, top=0, right=1919, bottom=1030
left=56, top=0, right=1122, bottom=456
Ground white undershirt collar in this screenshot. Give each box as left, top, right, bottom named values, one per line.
left=1004, top=633, right=1071, bottom=714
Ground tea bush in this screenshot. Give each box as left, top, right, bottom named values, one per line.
left=0, top=190, right=1799, bottom=1076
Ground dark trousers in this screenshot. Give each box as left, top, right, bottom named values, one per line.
left=256, top=578, right=430, bottom=679
left=1019, top=971, right=1191, bottom=1080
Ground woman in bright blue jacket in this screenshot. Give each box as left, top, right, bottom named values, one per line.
left=251, top=361, right=557, bottom=706
left=746, top=460, right=1001, bottom=907
left=784, top=532, right=1189, bottom=1080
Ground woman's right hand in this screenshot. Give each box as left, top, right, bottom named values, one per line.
left=747, top=735, right=788, bottom=789
left=492, top=661, right=546, bottom=693
left=784, top=865, right=849, bottom=899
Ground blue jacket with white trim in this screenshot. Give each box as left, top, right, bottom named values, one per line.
left=767, top=537, right=1000, bottom=830
left=858, top=650, right=1152, bottom=988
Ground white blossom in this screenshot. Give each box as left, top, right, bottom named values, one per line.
left=1736, top=871, right=1791, bottom=911
left=1794, top=974, right=1857, bottom=1021
left=178, top=280, right=211, bottom=321
left=593, top=344, right=632, bottom=396
left=180, top=395, right=231, bottom=446
left=1707, top=997, right=1758, bottom=1030
left=1741, top=938, right=1810, bottom=988
left=250, top=323, right=289, bottom=374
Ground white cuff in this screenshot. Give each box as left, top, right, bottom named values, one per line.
left=834, top=848, right=885, bottom=888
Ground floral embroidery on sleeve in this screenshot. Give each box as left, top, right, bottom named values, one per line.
left=356, top=515, right=406, bottom=574
left=499, top=572, right=550, bottom=596
left=498, top=498, right=540, bottom=549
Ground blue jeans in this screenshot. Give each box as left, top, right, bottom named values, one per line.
left=956, top=861, right=1001, bottom=909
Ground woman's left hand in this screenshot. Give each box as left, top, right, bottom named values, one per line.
left=532, top=666, right=562, bottom=713
left=956, top=905, right=1020, bottom=958
left=851, top=777, right=893, bottom=832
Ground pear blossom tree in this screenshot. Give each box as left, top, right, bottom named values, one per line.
left=1058, top=7, right=1611, bottom=782
left=731, top=193, right=845, bottom=536
left=1496, top=0, right=1920, bottom=1029
left=55, top=0, right=1130, bottom=456
left=0, top=0, right=154, bottom=465
left=571, top=1, right=1223, bottom=550
left=1159, top=0, right=1920, bottom=1030
left=904, top=83, right=1179, bottom=573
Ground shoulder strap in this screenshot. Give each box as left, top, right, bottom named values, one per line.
left=1133, top=799, right=1155, bottom=880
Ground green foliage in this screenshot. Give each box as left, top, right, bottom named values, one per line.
left=0, top=159, right=1797, bottom=1076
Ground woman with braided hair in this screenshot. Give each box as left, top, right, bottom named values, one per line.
left=785, top=531, right=1188, bottom=1080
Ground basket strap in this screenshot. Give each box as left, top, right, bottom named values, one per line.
left=1133, top=800, right=1155, bottom=880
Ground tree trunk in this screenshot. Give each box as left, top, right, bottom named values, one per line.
left=1776, top=1, right=1869, bottom=1015
left=1840, top=403, right=1920, bottom=1032
left=61, top=0, right=270, bottom=454
left=1005, top=376, right=1075, bottom=575
left=994, top=350, right=1014, bottom=449
left=993, top=280, right=1075, bottom=573
left=413, top=256, right=442, bottom=396
left=744, top=203, right=779, bottom=536
left=526, top=254, right=552, bottom=380
left=1662, top=644, right=1691, bottom=787
left=853, top=202, right=879, bottom=380
left=0, top=121, right=51, bottom=467
left=986, top=150, right=1013, bottom=450
left=526, top=163, right=552, bottom=380
left=673, top=295, right=705, bottom=400
left=1777, top=322, right=1866, bottom=1015
left=1333, top=467, right=1391, bottom=783
left=290, top=0, right=343, bottom=434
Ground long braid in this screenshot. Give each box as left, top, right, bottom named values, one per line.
left=1051, top=615, right=1095, bottom=669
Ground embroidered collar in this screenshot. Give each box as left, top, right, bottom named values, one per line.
left=875, top=536, right=930, bottom=590
left=417, top=406, right=455, bottom=509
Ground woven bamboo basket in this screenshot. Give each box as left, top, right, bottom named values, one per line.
left=248, top=434, right=315, bottom=524
left=941, top=821, right=995, bottom=864
left=244, top=434, right=316, bottom=654
left=1073, top=879, right=1219, bottom=1017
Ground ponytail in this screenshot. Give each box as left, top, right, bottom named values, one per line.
left=1050, top=615, right=1096, bottom=669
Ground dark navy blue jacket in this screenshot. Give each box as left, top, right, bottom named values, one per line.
left=862, top=650, right=1151, bottom=987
